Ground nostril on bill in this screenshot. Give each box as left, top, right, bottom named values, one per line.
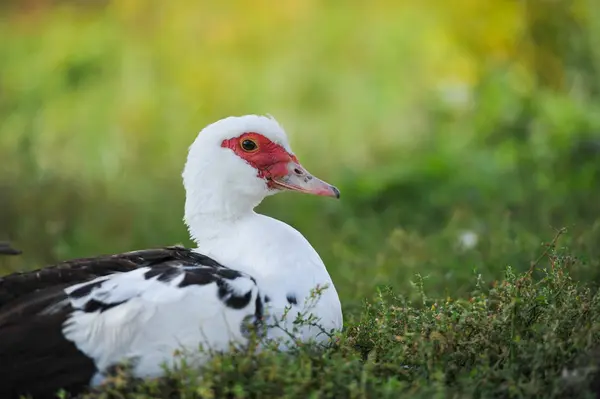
left=294, top=168, right=303, bottom=175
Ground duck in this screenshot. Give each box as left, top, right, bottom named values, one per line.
left=0, top=115, right=343, bottom=399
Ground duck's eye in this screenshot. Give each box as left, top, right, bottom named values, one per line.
left=241, top=139, right=258, bottom=152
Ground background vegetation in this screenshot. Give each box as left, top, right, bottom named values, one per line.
left=2, top=1, right=600, bottom=397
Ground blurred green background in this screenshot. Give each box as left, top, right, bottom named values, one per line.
left=1, top=0, right=599, bottom=311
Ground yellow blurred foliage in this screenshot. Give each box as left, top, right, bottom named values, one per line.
left=0, top=0, right=594, bottom=182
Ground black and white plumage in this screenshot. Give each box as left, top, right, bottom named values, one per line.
left=0, top=246, right=266, bottom=399
left=0, top=115, right=343, bottom=399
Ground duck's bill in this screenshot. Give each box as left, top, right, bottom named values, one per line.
left=270, top=162, right=340, bottom=199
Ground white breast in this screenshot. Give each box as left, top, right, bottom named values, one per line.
left=195, top=213, right=343, bottom=345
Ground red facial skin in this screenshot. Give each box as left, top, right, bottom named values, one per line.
left=221, top=132, right=299, bottom=188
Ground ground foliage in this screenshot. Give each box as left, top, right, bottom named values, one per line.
left=67, top=233, right=600, bottom=399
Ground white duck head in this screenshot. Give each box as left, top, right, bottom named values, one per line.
left=182, top=115, right=339, bottom=243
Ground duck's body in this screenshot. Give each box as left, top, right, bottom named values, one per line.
left=0, top=115, right=342, bottom=399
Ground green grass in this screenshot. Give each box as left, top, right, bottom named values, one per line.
left=2, top=1, right=600, bottom=398
left=78, top=241, right=600, bottom=399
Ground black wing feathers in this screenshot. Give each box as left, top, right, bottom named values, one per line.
left=0, top=246, right=201, bottom=307
left=0, top=246, right=242, bottom=399
left=0, top=306, right=96, bottom=399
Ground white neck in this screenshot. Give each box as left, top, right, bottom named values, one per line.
left=183, top=174, right=266, bottom=244
left=181, top=129, right=276, bottom=245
